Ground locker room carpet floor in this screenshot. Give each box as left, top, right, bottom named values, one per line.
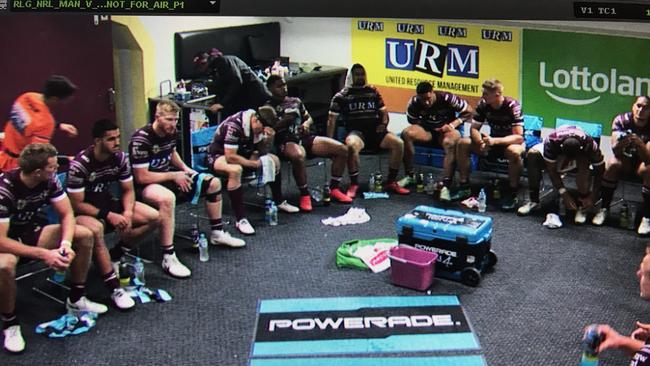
left=2, top=159, right=646, bottom=366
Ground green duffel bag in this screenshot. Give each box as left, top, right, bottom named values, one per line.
left=335, top=238, right=398, bottom=270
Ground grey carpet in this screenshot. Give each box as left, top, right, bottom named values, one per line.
left=1, top=158, right=646, bottom=365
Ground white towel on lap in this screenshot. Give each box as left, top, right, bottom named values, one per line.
left=259, top=155, right=276, bottom=184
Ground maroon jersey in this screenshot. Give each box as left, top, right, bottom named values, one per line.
left=406, top=91, right=470, bottom=132
left=329, top=85, right=385, bottom=131
left=208, top=110, right=263, bottom=158
left=0, top=169, right=65, bottom=229
left=67, top=146, right=132, bottom=204
left=474, top=96, right=523, bottom=138
left=129, top=124, right=177, bottom=174
left=265, top=96, right=310, bottom=143
left=542, top=125, right=604, bottom=165
left=612, top=112, right=650, bottom=144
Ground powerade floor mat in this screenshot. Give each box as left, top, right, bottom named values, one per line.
left=250, top=355, right=487, bottom=366
left=249, top=295, right=482, bottom=363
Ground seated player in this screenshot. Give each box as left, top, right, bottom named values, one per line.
left=67, top=119, right=161, bottom=310
left=265, top=75, right=351, bottom=211
left=517, top=125, right=605, bottom=224
left=400, top=81, right=472, bottom=198
left=592, top=96, right=650, bottom=234
left=0, top=143, right=101, bottom=354
left=456, top=79, right=524, bottom=209
left=326, top=63, right=409, bottom=198
left=592, top=322, right=650, bottom=365
left=129, top=101, right=245, bottom=279
left=208, top=108, right=299, bottom=236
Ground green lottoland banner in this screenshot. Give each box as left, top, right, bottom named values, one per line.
left=522, top=30, right=650, bottom=135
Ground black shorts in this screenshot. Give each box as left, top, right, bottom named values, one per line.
left=277, top=134, right=317, bottom=158
left=9, top=224, right=45, bottom=247
left=87, top=197, right=124, bottom=233
left=346, top=129, right=389, bottom=152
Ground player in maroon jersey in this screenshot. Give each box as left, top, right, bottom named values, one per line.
left=265, top=75, right=351, bottom=211
left=129, top=101, right=245, bottom=279
left=592, top=96, right=650, bottom=233
left=0, top=143, right=100, bottom=354
left=456, top=79, right=525, bottom=209
left=67, top=119, right=162, bottom=310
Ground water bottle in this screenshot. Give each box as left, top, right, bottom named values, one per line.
left=51, top=270, right=66, bottom=284
left=478, top=188, right=487, bottom=213
left=492, top=179, right=501, bottom=200
left=580, top=325, right=602, bottom=366
left=198, top=233, right=209, bottom=262
left=309, top=185, right=323, bottom=203
left=374, top=172, right=383, bottom=193
left=629, top=203, right=637, bottom=230
left=620, top=203, right=630, bottom=229
left=416, top=172, right=424, bottom=193
left=265, top=198, right=273, bottom=224
left=119, top=262, right=131, bottom=287
left=424, top=173, right=435, bottom=195
left=133, top=257, right=145, bottom=286
left=322, top=184, right=331, bottom=206
left=190, top=222, right=200, bottom=248
left=270, top=201, right=278, bottom=226
left=368, top=174, right=375, bottom=192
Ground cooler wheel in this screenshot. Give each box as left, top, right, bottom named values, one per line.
left=487, top=250, right=498, bottom=268
left=461, top=267, right=481, bottom=287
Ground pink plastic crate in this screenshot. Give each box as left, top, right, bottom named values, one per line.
left=388, top=245, right=438, bottom=291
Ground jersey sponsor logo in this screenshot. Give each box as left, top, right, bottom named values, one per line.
left=357, top=20, right=384, bottom=32
left=438, top=26, right=467, bottom=38
left=538, top=61, right=650, bottom=106
left=396, top=23, right=424, bottom=35
left=89, top=171, right=97, bottom=182
left=481, top=29, right=513, bottom=42
left=16, top=199, right=26, bottom=210
left=152, top=144, right=161, bottom=154
left=348, top=101, right=378, bottom=111
left=385, top=38, right=479, bottom=79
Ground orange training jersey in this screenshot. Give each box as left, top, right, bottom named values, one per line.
left=0, top=92, right=56, bottom=172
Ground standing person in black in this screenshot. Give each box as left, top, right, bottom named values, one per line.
left=193, top=48, right=271, bottom=119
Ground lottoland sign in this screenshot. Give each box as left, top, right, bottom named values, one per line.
left=522, top=30, right=650, bottom=135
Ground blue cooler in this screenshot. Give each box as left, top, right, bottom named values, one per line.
left=396, top=205, right=497, bottom=286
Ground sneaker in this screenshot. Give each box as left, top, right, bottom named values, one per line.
left=111, top=288, right=135, bottom=310
left=517, top=201, right=539, bottom=216
left=277, top=200, right=299, bottom=213
left=639, top=217, right=650, bottom=236
left=299, top=195, right=313, bottom=212
left=331, top=188, right=353, bottom=203
left=592, top=208, right=608, bottom=226
left=439, top=186, right=451, bottom=201
left=161, top=253, right=191, bottom=278
left=235, top=218, right=256, bottom=235
left=574, top=208, right=587, bottom=224
left=501, top=196, right=519, bottom=211
left=346, top=184, right=359, bottom=199
left=3, top=325, right=24, bottom=353
left=66, top=296, right=109, bottom=315
left=397, top=175, right=416, bottom=188
left=384, top=181, right=410, bottom=195
left=210, top=230, right=246, bottom=248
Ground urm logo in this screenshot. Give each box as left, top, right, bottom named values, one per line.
left=386, top=38, right=478, bottom=79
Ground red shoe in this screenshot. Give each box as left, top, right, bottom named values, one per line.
left=331, top=188, right=353, bottom=203
left=299, top=195, right=313, bottom=212
left=385, top=181, right=410, bottom=195
left=346, top=184, right=359, bottom=199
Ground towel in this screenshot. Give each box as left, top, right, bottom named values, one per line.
left=259, top=155, right=276, bottom=184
